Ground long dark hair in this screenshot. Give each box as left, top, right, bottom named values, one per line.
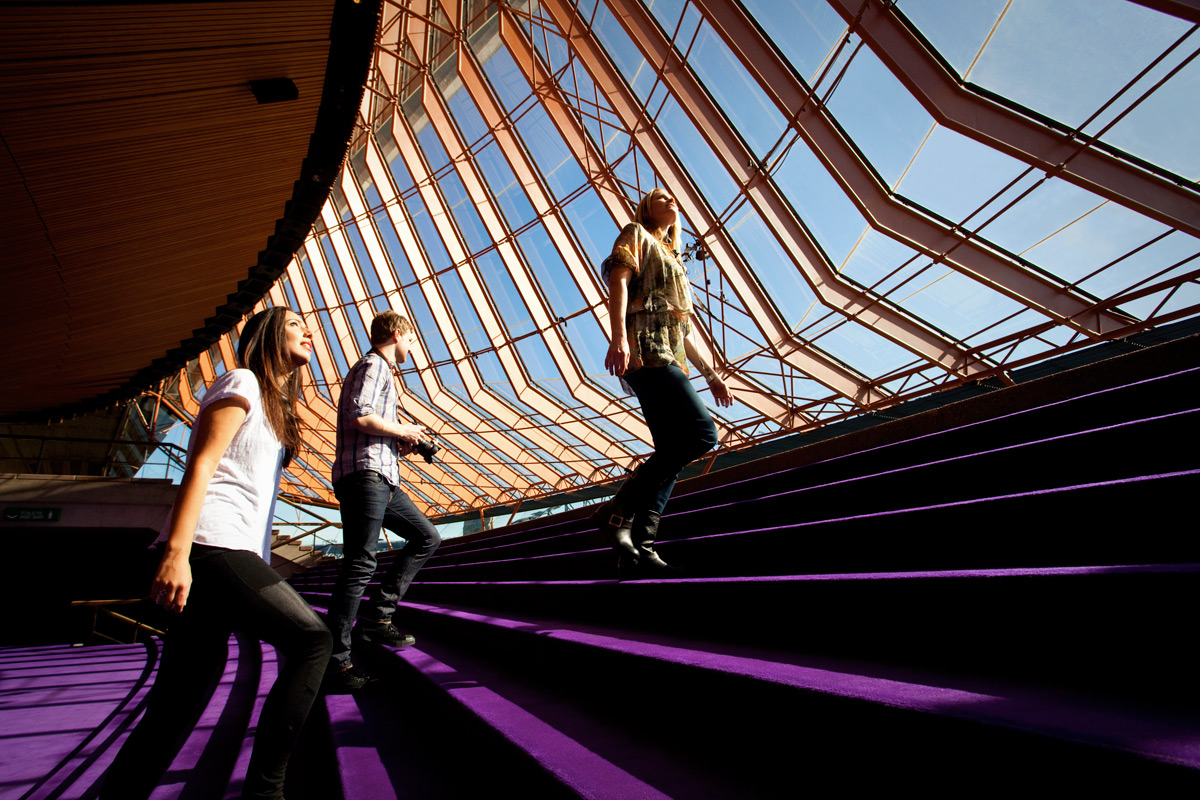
left=237, top=306, right=303, bottom=467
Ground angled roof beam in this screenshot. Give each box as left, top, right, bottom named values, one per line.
left=418, top=66, right=655, bottom=455
left=826, top=0, right=1200, bottom=239
left=280, top=256, right=477, bottom=510
left=606, top=0, right=996, bottom=382
left=516, top=0, right=886, bottom=408
left=692, top=0, right=1135, bottom=338
left=441, top=3, right=793, bottom=440
left=470, top=11, right=808, bottom=428
left=359, top=124, right=586, bottom=493
left=380, top=87, right=642, bottom=472
left=1129, top=0, right=1200, bottom=23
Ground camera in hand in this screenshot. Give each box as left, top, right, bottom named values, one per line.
left=413, top=437, right=440, bottom=464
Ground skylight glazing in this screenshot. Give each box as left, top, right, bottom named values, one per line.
left=170, top=0, right=1199, bottom=525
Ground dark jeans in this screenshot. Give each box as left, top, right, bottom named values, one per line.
left=327, top=470, right=441, bottom=666
left=102, top=545, right=332, bottom=800
left=623, top=364, right=719, bottom=515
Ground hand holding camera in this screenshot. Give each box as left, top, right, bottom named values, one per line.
left=412, top=437, right=440, bottom=464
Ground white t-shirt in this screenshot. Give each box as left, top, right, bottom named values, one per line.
left=161, top=369, right=285, bottom=561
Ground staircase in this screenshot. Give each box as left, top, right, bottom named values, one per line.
left=287, top=336, right=1200, bottom=796
left=4, top=335, right=1198, bottom=797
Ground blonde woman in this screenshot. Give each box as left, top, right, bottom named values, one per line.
left=596, top=189, right=732, bottom=576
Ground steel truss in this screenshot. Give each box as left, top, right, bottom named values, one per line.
left=164, top=0, right=1200, bottom=521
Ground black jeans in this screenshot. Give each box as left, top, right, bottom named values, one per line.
left=326, top=470, right=441, bottom=667
left=623, top=364, right=719, bottom=515
left=101, top=545, right=331, bottom=800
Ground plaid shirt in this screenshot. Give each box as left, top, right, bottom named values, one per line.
left=332, top=350, right=401, bottom=487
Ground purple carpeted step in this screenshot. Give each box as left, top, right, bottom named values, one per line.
left=383, top=646, right=672, bottom=800
left=335, top=467, right=1194, bottom=586
left=0, top=643, right=156, bottom=799
left=390, top=600, right=1200, bottom=773
left=1, top=635, right=272, bottom=800
left=398, top=563, right=1200, bottom=707
left=225, top=641, right=282, bottom=799
left=141, top=632, right=263, bottom=800
left=323, top=693, right=398, bottom=800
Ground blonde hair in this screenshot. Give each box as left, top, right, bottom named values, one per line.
left=636, top=188, right=681, bottom=254
left=370, top=310, right=413, bottom=346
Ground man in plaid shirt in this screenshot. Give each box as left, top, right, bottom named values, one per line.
left=323, top=311, right=441, bottom=692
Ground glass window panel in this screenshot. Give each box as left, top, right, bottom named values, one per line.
left=771, top=141, right=866, bottom=267
left=563, top=186, right=616, bottom=276
left=404, top=283, right=454, bottom=366
left=893, top=267, right=1025, bottom=342
left=977, top=175, right=1110, bottom=262
left=1022, top=202, right=1186, bottom=290
left=514, top=103, right=587, bottom=201
left=896, top=0, right=1008, bottom=78
left=1103, top=55, right=1200, bottom=181
left=1083, top=234, right=1200, bottom=302
left=444, top=80, right=490, bottom=144
left=966, top=0, right=1189, bottom=127
left=403, top=191, right=455, bottom=272
left=345, top=222, right=388, bottom=313
left=838, top=228, right=927, bottom=295
left=809, top=316, right=915, bottom=378
left=652, top=96, right=739, bottom=212
left=528, top=3, right=572, bottom=69
left=364, top=188, right=419, bottom=288
left=437, top=269, right=493, bottom=353
left=377, top=124, right=417, bottom=195
left=438, top=171, right=491, bottom=253
left=476, top=250, right=536, bottom=337
left=567, top=316, right=612, bottom=381
left=590, top=0, right=658, bottom=99
left=724, top=208, right=815, bottom=330
left=281, top=275, right=332, bottom=401
left=641, top=0, right=700, bottom=43
left=314, top=310, right=351, bottom=376
left=479, top=44, right=532, bottom=116
left=895, top=125, right=1030, bottom=225
left=686, top=21, right=786, bottom=159
left=1123, top=283, right=1200, bottom=321
left=514, top=336, right=574, bottom=406
left=824, top=45, right=935, bottom=188
left=474, top=141, right=537, bottom=228
left=738, top=0, right=845, bottom=83
left=416, top=123, right=451, bottom=173
left=515, top=223, right=587, bottom=317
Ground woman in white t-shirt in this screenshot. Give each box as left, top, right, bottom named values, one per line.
left=102, top=306, right=331, bottom=800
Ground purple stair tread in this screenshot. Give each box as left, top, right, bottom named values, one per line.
left=409, top=562, right=1200, bottom=588
left=680, top=468, right=1200, bottom=541
left=0, top=643, right=156, bottom=800
left=665, top=407, right=1200, bottom=522
left=399, top=601, right=1200, bottom=770
left=324, top=694, right=398, bottom=800
left=672, top=364, right=1200, bottom=505
left=225, top=643, right=282, bottom=800
left=394, top=646, right=672, bottom=800
left=139, top=633, right=267, bottom=800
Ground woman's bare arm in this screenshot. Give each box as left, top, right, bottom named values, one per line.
left=152, top=397, right=248, bottom=613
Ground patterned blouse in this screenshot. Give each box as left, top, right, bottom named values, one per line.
left=602, top=222, right=693, bottom=377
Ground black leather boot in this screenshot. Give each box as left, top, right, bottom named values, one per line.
left=591, top=489, right=639, bottom=564
left=632, top=510, right=676, bottom=574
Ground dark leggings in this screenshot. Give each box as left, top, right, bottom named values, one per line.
left=623, top=364, right=719, bottom=515
left=102, top=545, right=332, bottom=800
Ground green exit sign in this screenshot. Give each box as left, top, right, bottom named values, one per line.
left=3, top=507, right=62, bottom=522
